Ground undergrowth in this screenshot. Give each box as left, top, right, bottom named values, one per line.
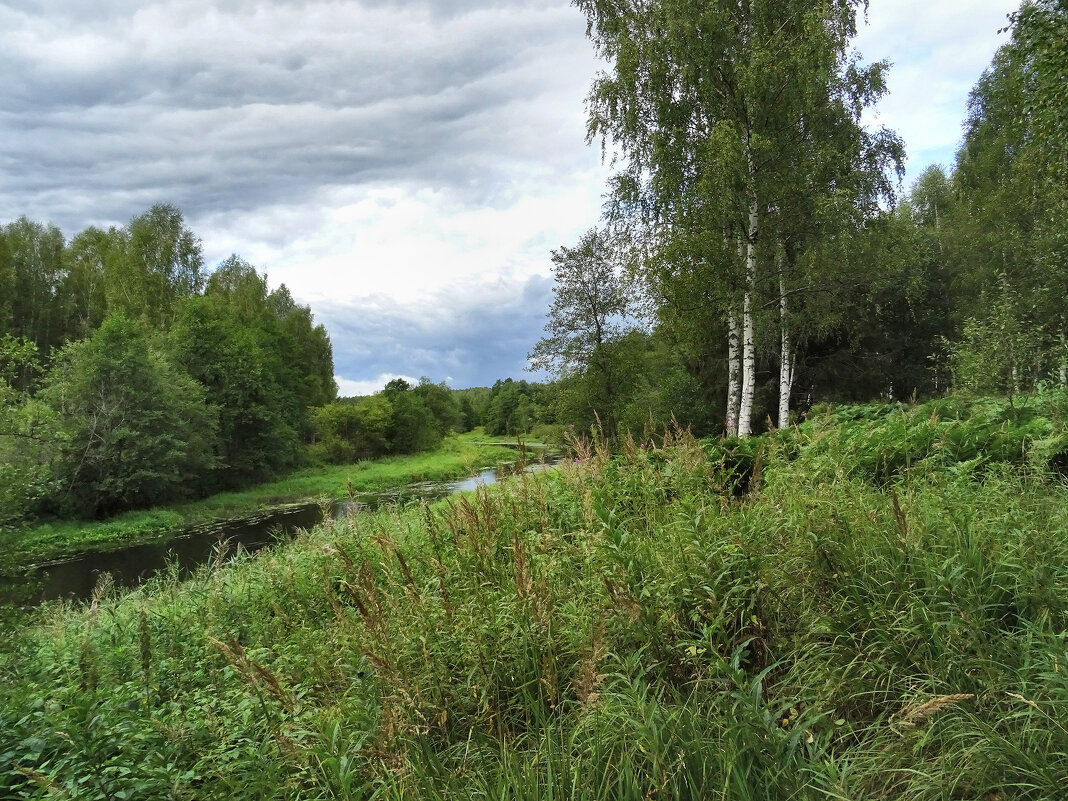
left=1, top=392, right=1066, bottom=799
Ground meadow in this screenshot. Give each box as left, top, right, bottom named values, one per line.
left=2, top=392, right=1066, bottom=800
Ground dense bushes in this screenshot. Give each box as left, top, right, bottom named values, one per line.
left=41, top=315, right=218, bottom=517
left=309, top=379, right=462, bottom=465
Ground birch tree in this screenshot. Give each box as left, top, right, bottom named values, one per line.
left=767, top=97, right=902, bottom=424
left=577, top=0, right=897, bottom=435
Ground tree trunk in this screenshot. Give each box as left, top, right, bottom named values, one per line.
left=1060, top=328, right=1067, bottom=387
left=778, top=253, right=794, bottom=427
left=726, top=304, right=741, bottom=436
left=737, top=194, right=759, bottom=438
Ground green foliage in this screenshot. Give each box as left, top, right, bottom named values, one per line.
left=110, top=204, right=205, bottom=323
left=948, top=281, right=1045, bottom=397
left=3, top=394, right=1067, bottom=799
left=481, top=378, right=554, bottom=437
left=385, top=381, right=442, bottom=454
left=170, top=292, right=301, bottom=487
left=5, top=437, right=517, bottom=565
left=309, top=395, right=393, bottom=463
left=0, top=407, right=59, bottom=534
left=0, top=217, right=67, bottom=355
left=0, top=336, right=56, bottom=529
left=945, top=2, right=1068, bottom=388
left=41, top=314, right=218, bottom=518
left=1005, top=0, right=1067, bottom=168
left=413, top=378, right=463, bottom=437
left=0, top=209, right=337, bottom=526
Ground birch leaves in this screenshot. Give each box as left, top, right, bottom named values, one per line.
left=577, top=0, right=900, bottom=435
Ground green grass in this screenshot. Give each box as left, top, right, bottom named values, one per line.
left=1, top=392, right=1067, bottom=799
left=2, top=435, right=519, bottom=567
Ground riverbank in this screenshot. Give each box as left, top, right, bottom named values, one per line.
left=1, top=435, right=521, bottom=569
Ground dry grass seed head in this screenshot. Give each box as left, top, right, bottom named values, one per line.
left=895, top=693, right=975, bottom=728
left=358, top=559, right=383, bottom=616
left=374, top=528, right=416, bottom=588
left=575, top=624, right=607, bottom=708
left=512, top=532, right=532, bottom=599
left=603, top=577, right=642, bottom=621
left=210, top=635, right=293, bottom=712
left=532, top=576, right=552, bottom=634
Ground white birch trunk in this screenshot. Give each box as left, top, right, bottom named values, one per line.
left=1060, top=329, right=1067, bottom=387
left=726, top=305, right=741, bottom=436
left=737, top=194, right=759, bottom=438
left=777, top=257, right=794, bottom=427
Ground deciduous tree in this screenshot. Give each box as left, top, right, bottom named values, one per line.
left=578, top=0, right=900, bottom=435
left=43, top=314, right=217, bottom=517
left=529, top=228, right=632, bottom=436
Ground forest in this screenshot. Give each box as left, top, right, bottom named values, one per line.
left=2, top=0, right=1064, bottom=535
left=0, top=203, right=556, bottom=532
left=0, top=205, right=337, bottom=527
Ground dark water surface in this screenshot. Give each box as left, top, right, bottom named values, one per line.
left=2, top=459, right=556, bottom=607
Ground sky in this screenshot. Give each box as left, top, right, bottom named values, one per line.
left=1, top=0, right=1020, bottom=395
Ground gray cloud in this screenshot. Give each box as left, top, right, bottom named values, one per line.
left=318, top=273, right=552, bottom=389
left=1, top=0, right=596, bottom=231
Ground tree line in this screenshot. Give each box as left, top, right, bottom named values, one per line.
left=0, top=205, right=335, bottom=526
left=531, top=0, right=1066, bottom=438
left=309, top=378, right=556, bottom=464
left=0, top=198, right=564, bottom=529
left=3, top=1, right=1061, bottom=525
left=0, top=204, right=561, bottom=529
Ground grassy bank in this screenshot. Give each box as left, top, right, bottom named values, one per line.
left=2, top=435, right=519, bottom=567
left=2, top=393, right=1067, bottom=799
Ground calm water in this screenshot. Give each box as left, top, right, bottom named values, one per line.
left=2, top=459, right=555, bottom=607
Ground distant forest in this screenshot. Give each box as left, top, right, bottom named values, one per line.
left=0, top=205, right=339, bottom=524
left=0, top=203, right=562, bottom=528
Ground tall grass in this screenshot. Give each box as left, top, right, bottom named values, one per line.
left=1, top=392, right=1067, bottom=799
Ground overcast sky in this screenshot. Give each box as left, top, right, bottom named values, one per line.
left=1, top=0, right=1019, bottom=395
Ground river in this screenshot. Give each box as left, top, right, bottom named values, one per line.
left=1, top=458, right=556, bottom=607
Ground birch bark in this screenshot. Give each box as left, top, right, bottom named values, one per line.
left=737, top=192, right=758, bottom=438
left=777, top=252, right=795, bottom=426
left=726, top=305, right=741, bottom=436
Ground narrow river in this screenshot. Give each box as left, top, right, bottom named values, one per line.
left=2, top=459, right=556, bottom=607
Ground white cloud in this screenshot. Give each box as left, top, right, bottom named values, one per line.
left=197, top=168, right=606, bottom=305
left=852, top=0, right=1019, bottom=187
left=334, top=373, right=419, bottom=398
